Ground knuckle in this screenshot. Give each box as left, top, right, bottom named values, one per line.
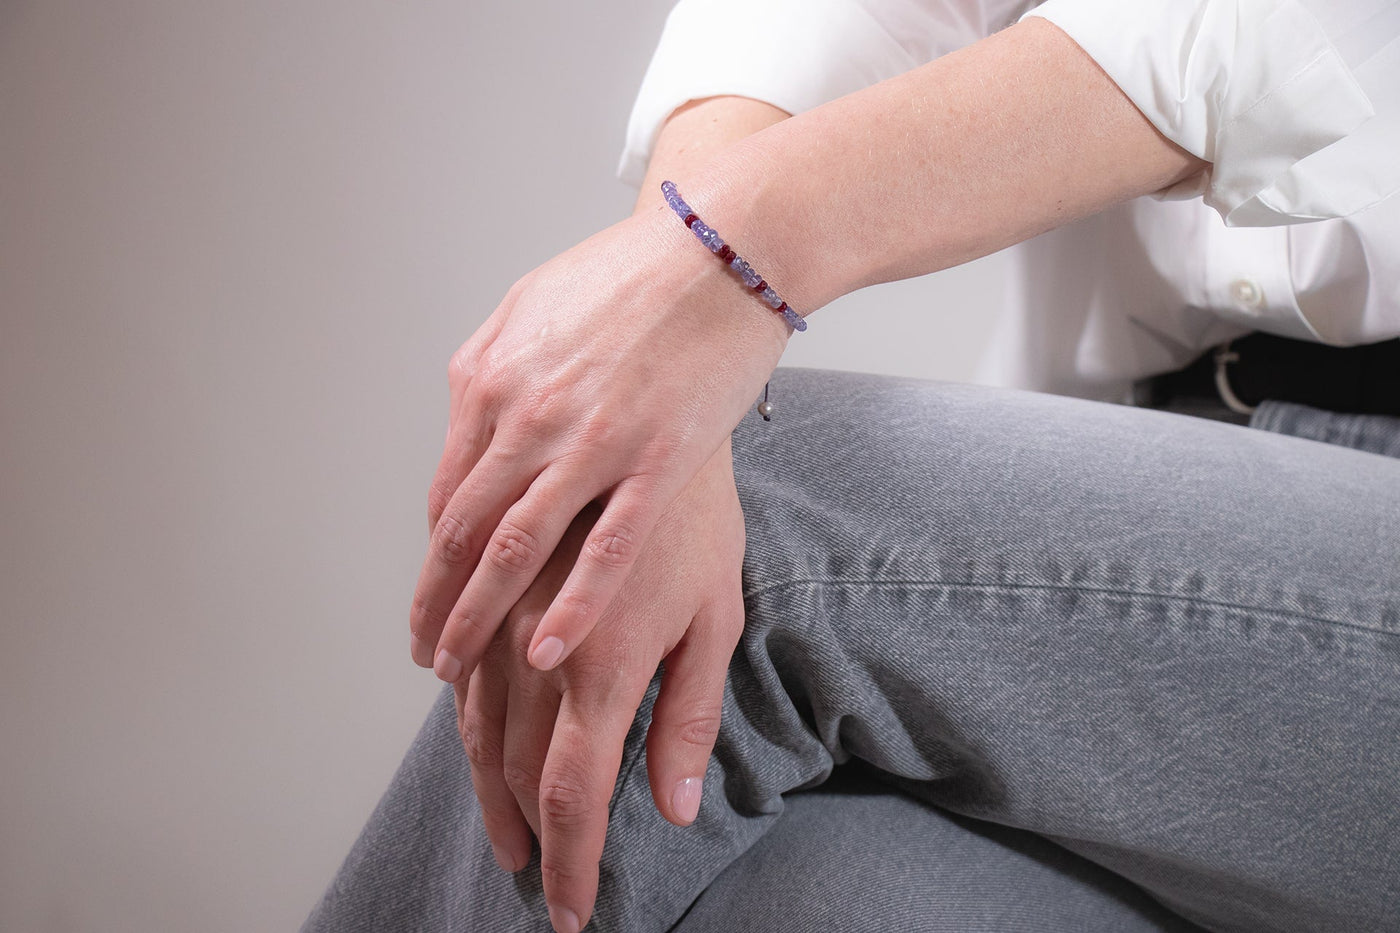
left=646, top=433, right=684, bottom=465
left=585, top=522, right=639, bottom=568
left=432, top=513, right=474, bottom=565
left=459, top=719, right=504, bottom=770
left=484, top=520, right=540, bottom=574
left=473, top=352, right=508, bottom=399
left=426, top=482, right=454, bottom=525
left=409, top=595, right=444, bottom=637
left=474, top=794, right=515, bottom=826
left=540, top=861, right=588, bottom=895
left=447, top=347, right=471, bottom=383
left=576, top=414, right=620, bottom=449
left=673, top=711, right=723, bottom=750
left=538, top=773, right=596, bottom=828
left=512, top=402, right=550, bottom=438
left=501, top=761, right=542, bottom=800
left=561, top=652, right=615, bottom=684
left=561, top=652, right=642, bottom=699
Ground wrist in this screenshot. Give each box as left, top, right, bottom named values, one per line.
left=678, top=140, right=851, bottom=316
left=630, top=196, right=794, bottom=359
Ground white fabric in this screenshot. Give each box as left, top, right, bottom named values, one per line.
left=618, top=0, right=1400, bottom=401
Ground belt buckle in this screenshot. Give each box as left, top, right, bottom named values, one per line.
left=1213, top=341, right=1257, bottom=416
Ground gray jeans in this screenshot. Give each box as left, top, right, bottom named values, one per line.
left=306, top=370, right=1400, bottom=932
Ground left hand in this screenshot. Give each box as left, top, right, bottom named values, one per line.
left=454, top=441, right=748, bottom=933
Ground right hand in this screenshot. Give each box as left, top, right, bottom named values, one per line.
left=410, top=204, right=787, bottom=689
left=454, top=440, right=748, bottom=933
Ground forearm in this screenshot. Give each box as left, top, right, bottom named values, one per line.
left=632, top=96, right=791, bottom=216
left=660, top=18, right=1207, bottom=313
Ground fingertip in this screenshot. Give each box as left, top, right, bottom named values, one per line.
left=671, top=776, right=703, bottom=825
left=433, top=649, right=463, bottom=683
left=549, top=905, right=582, bottom=933
left=530, top=635, right=566, bottom=671
left=491, top=842, right=526, bottom=873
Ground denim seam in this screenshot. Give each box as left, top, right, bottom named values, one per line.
left=741, top=576, right=1400, bottom=640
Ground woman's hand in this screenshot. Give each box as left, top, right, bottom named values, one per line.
left=408, top=205, right=786, bottom=683
left=454, top=440, right=747, bottom=933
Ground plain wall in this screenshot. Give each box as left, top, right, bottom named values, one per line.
left=0, top=2, right=1008, bottom=930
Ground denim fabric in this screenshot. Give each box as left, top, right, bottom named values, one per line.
left=673, top=766, right=1203, bottom=932
left=1251, top=400, right=1400, bottom=458
left=306, top=369, right=1400, bottom=933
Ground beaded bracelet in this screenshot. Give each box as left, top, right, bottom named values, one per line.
left=661, top=181, right=807, bottom=333
left=662, top=180, right=806, bottom=421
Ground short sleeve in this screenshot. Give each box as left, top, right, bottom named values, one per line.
left=1021, top=0, right=1400, bottom=226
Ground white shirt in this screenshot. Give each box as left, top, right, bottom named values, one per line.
left=617, top=0, right=1400, bottom=401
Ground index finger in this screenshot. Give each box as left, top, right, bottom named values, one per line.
left=535, top=683, right=647, bottom=933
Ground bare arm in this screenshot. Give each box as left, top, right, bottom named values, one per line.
left=633, top=96, right=793, bottom=214
left=666, top=18, right=1204, bottom=311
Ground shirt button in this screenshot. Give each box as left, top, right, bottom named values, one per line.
left=1229, top=278, right=1264, bottom=312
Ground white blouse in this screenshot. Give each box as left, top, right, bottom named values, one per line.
left=617, top=0, right=1400, bottom=401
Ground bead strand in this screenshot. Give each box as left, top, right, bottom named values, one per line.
left=660, top=180, right=808, bottom=333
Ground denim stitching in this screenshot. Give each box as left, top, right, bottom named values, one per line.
left=741, top=576, right=1400, bottom=639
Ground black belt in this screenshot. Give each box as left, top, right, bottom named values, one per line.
left=1138, top=333, right=1400, bottom=418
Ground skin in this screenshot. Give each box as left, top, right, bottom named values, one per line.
left=453, top=448, right=746, bottom=933
left=410, top=18, right=1209, bottom=932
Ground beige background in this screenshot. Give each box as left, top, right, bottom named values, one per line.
left=0, top=2, right=1008, bottom=930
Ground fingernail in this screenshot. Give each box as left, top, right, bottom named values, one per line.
left=549, top=904, right=581, bottom=933
left=490, top=843, right=518, bottom=873
left=433, top=649, right=462, bottom=683
left=672, top=776, right=703, bottom=824
left=410, top=633, right=431, bottom=667
left=531, top=636, right=565, bottom=671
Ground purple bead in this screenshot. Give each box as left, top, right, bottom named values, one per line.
left=660, top=180, right=809, bottom=339
left=662, top=182, right=693, bottom=218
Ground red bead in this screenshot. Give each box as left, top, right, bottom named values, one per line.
left=776, top=302, right=788, bottom=313
left=753, top=280, right=767, bottom=292
left=684, top=213, right=698, bottom=228
left=718, top=245, right=734, bottom=263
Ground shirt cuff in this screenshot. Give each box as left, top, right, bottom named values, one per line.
left=1022, top=0, right=1384, bottom=226
left=617, top=0, right=920, bottom=188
